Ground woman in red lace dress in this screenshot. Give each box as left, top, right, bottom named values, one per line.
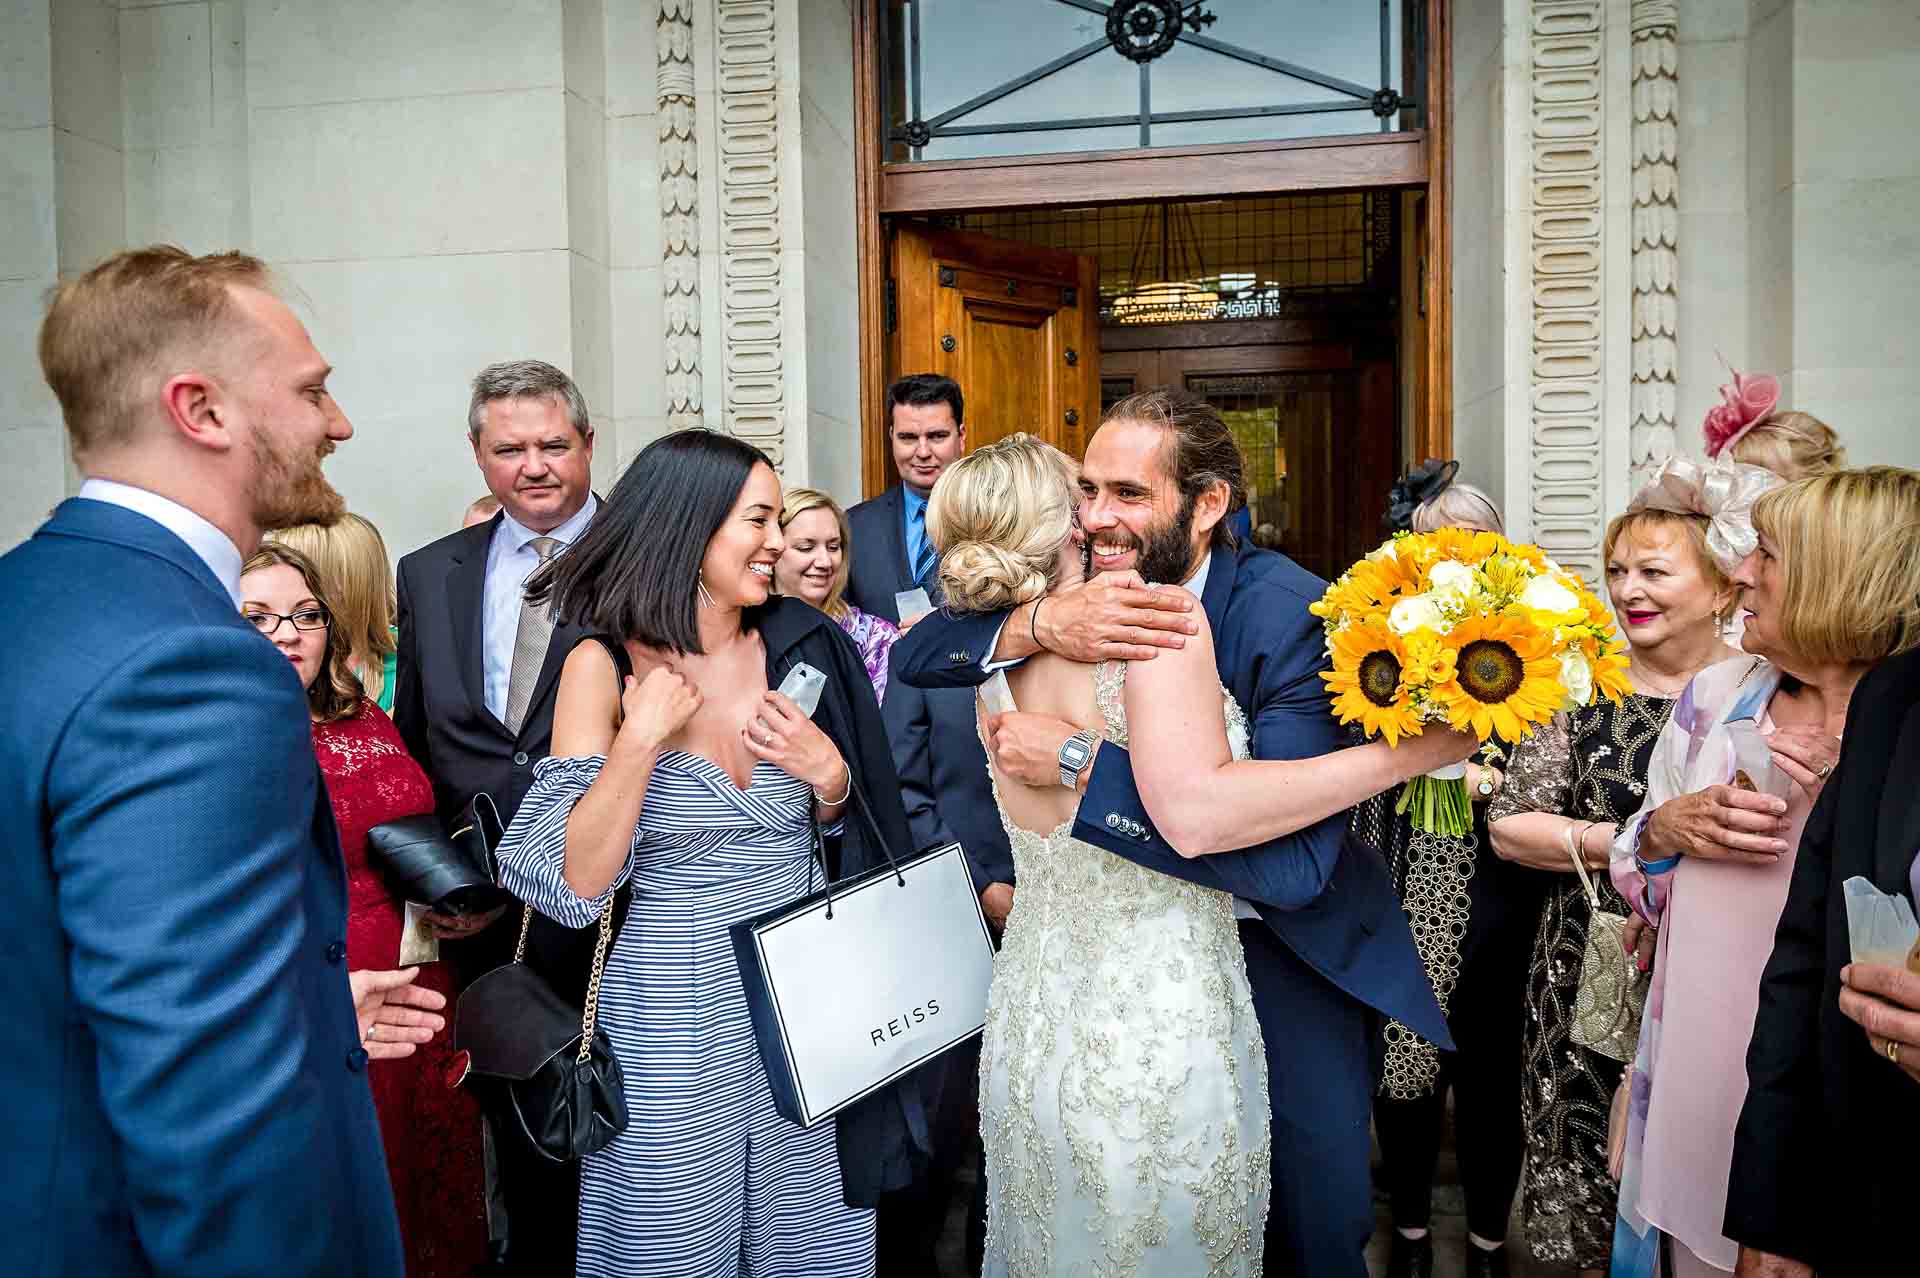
left=241, top=544, right=487, bottom=1277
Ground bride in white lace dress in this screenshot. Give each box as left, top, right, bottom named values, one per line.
left=924, top=435, right=1270, bottom=1278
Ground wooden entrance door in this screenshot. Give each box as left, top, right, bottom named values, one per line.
left=1100, top=344, right=1397, bottom=581
left=884, top=222, right=1100, bottom=482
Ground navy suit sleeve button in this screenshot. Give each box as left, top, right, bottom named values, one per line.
left=346, top=1047, right=369, bottom=1072
left=513, top=751, right=530, bottom=766
left=325, top=940, right=347, bottom=964
left=1105, top=814, right=1120, bottom=830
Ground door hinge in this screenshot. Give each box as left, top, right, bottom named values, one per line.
left=883, top=279, right=898, bottom=333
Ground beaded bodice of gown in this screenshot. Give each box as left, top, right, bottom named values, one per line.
left=979, top=660, right=1270, bottom=1278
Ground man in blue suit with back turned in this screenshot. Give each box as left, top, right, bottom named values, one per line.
left=0, top=247, right=434, bottom=1275
left=892, top=388, right=1477, bottom=1277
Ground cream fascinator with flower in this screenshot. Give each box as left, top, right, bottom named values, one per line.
left=1628, top=456, right=1784, bottom=574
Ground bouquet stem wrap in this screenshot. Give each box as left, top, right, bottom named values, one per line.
left=1395, top=762, right=1471, bottom=836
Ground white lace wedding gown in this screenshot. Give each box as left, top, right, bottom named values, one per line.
left=979, top=661, right=1270, bottom=1278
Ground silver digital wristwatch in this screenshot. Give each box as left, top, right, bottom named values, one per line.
left=1058, top=729, right=1098, bottom=790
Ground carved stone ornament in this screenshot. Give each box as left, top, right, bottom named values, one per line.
left=1526, top=0, right=1607, bottom=588
left=716, top=0, right=786, bottom=469
left=659, top=0, right=701, bottom=428
left=1629, top=0, right=1679, bottom=488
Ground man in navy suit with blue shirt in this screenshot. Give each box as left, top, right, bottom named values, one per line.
left=893, top=388, right=1477, bottom=1277
left=845, top=373, right=966, bottom=626
left=0, top=247, right=429, bottom=1276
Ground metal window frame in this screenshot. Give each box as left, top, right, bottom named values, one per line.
left=882, top=0, right=1419, bottom=159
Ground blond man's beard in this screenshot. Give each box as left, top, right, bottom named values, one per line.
left=251, top=428, right=345, bottom=530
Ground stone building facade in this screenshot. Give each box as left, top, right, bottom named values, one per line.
left=3, top=0, right=1915, bottom=564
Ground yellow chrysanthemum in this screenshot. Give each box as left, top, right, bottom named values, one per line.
left=1322, top=621, right=1422, bottom=745
left=1402, top=631, right=1457, bottom=688
left=1432, top=614, right=1565, bottom=741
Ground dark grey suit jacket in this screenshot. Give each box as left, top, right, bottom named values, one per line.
left=392, top=510, right=594, bottom=982
left=392, top=511, right=587, bottom=830
left=846, top=484, right=918, bottom=625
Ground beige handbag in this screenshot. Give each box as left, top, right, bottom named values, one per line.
left=1567, top=842, right=1650, bottom=1063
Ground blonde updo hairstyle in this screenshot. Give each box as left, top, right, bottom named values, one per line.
left=1729, top=411, right=1846, bottom=481
left=927, top=433, right=1077, bottom=614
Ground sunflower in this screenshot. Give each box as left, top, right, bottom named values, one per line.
left=1585, top=632, right=1635, bottom=703
left=1322, top=620, right=1421, bottom=744
left=1432, top=614, right=1565, bottom=741
left=1421, top=526, right=1503, bottom=569
left=1352, top=551, right=1425, bottom=609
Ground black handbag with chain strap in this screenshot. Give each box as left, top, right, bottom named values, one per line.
left=452, top=633, right=634, bottom=1163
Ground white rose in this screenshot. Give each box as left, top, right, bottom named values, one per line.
left=1427, top=560, right=1476, bottom=601
left=1558, top=649, right=1594, bottom=710
left=1365, top=538, right=1400, bottom=563
left=1388, top=593, right=1443, bottom=636
left=1519, top=573, right=1581, bottom=616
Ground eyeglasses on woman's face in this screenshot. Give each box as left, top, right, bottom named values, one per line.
left=243, top=607, right=331, bottom=635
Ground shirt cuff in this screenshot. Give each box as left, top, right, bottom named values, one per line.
left=980, top=614, right=1026, bottom=674
left=1622, top=816, right=1680, bottom=876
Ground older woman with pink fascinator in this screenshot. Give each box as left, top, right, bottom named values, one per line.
left=1607, top=467, right=1920, bottom=1278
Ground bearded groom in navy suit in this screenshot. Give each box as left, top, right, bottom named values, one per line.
left=892, top=388, right=1477, bottom=1278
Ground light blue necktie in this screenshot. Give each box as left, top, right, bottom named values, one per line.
left=909, top=503, right=935, bottom=584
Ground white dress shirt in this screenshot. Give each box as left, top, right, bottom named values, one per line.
left=481, top=494, right=597, bottom=721
left=77, top=478, right=245, bottom=607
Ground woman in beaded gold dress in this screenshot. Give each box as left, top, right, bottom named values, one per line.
left=1488, top=500, right=1740, bottom=1277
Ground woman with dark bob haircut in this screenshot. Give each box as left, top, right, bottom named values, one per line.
left=494, top=429, right=925, bottom=1277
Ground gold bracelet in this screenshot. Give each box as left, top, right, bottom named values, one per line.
left=814, top=763, right=852, bottom=807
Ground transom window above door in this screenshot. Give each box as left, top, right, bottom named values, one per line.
left=881, top=0, right=1426, bottom=163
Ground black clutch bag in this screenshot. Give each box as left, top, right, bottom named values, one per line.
left=364, top=794, right=507, bottom=916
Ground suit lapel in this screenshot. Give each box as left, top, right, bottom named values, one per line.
left=446, top=517, right=507, bottom=737
left=887, top=486, right=915, bottom=590
left=1875, top=702, right=1920, bottom=892
left=1200, top=545, right=1238, bottom=651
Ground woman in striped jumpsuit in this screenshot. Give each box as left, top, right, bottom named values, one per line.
left=497, top=430, right=875, bottom=1277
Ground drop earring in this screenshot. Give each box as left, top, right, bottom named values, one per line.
left=697, top=576, right=716, bottom=609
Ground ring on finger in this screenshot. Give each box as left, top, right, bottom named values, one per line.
left=1815, top=758, right=1834, bottom=780
left=1891, top=1039, right=1903, bottom=1066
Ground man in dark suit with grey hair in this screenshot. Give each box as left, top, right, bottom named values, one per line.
left=393, top=358, right=600, bottom=1273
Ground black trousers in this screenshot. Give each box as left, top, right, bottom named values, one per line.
left=877, top=1038, right=987, bottom=1276
left=1371, top=924, right=1530, bottom=1245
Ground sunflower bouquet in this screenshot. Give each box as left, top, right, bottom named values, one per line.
left=1310, top=529, right=1632, bottom=835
